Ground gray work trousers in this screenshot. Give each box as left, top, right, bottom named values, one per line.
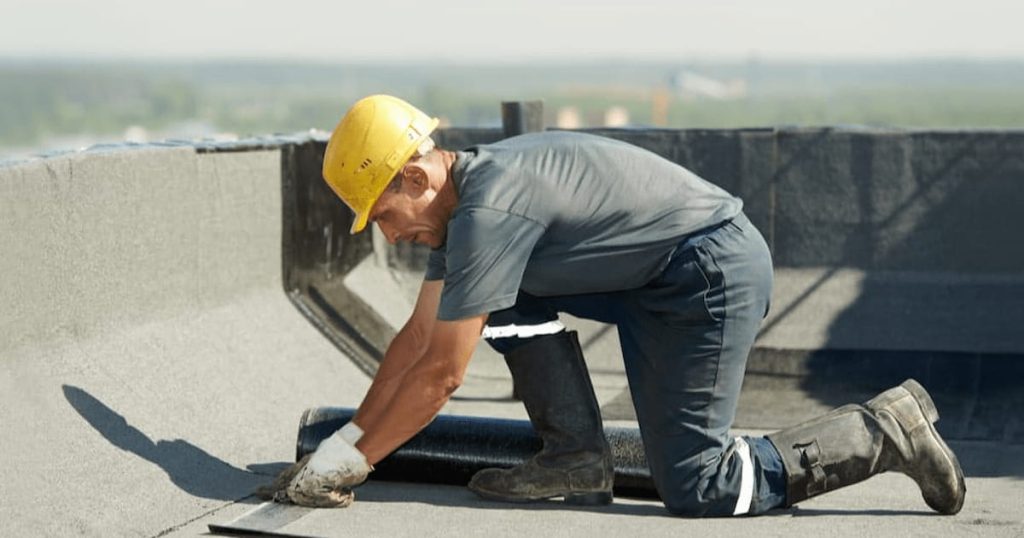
left=485, top=212, right=786, bottom=516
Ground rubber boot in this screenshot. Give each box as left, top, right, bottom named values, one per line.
left=766, top=379, right=966, bottom=514
left=468, top=330, right=614, bottom=505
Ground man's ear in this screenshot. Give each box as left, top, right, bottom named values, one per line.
left=401, top=162, right=430, bottom=194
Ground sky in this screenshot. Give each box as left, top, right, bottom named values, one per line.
left=2, top=0, right=1023, bottom=62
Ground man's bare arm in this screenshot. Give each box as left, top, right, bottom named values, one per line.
left=352, top=279, right=442, bottom=429
left=354, top=312, right=487, bottom=465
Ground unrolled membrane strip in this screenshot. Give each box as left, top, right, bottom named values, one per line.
left=295, top=407, right=658, bottom=499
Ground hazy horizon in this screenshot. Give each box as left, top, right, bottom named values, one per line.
left=3, top=55, right=1024, bottom=65
left=4, top=0, right=1023, bottom=62
left=4, top=1, right=1023, bottom=161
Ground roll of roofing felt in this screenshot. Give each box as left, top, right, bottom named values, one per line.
left=295, top=407, right=657, bottom=499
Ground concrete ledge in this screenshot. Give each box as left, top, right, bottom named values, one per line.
left=762, top=268, right=1024, bottom=354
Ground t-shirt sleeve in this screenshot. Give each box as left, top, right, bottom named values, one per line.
left=424, top=247, right=446, bottom=281
left=437, top=207, right=546, bottom=321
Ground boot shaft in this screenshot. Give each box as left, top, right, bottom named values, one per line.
left=468, top=330, right=614, bottom=504
left=766, top=404, right=887, bottom=502
left=504, top=330, right=611, bottom=463
left=766, top=379, right=965, bottom=514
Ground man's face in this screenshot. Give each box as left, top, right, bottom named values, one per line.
left=367, top=173, right=446, bottom=249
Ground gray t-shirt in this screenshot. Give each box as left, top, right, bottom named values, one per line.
left=426, top=131, right=742, bottom=321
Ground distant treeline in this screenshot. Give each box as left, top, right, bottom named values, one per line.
left=0, top=65, right=198, bottom=145
left=1, top=59, right=1023, bottom=150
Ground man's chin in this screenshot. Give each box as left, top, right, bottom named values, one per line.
left=414, top=233, right=443, bottom=249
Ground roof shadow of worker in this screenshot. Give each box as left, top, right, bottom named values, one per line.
left=62, top=384, right=288, bottom=502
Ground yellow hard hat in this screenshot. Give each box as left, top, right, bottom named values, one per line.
left=322, top=95, right=439, bottom=234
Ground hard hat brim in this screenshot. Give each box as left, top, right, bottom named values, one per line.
left=350, top=208, right=371, bottom=235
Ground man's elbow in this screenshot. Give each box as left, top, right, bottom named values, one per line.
left=437, top=368, right=464, bottom=397
left=419, top=359, right=464, bottom=400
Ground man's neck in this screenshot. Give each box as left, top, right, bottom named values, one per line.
left=435, top=150, right=460, bottom=220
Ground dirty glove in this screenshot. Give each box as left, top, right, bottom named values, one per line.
left=254, top=422, right=368, bottom=508
left=286, top=422, right=372, bottom=507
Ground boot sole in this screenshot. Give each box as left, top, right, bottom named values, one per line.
left=900, top=379, right=967, bottom=515
left=469, top=485, right=613, bottom=506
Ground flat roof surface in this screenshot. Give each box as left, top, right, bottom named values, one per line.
left=3, top=142, right=1021, bottom=538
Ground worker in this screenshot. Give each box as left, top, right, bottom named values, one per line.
left=268, top=95, right=965, bottom=516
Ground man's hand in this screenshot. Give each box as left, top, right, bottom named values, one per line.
left=255, top=422, right=370, bottom=508
left=254, top=453, right=354, bottom=507
left=285, top=428, right=373, bottom=507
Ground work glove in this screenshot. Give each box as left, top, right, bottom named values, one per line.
left=255, top=422, right=370, bottom=508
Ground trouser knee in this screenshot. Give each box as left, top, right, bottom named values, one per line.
left=649, top=447, right=721, bottom=517
left=662, top=490, right=713, bottom=518
left=655, top=436, right=787, bottom=517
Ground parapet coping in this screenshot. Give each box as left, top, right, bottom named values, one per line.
left=0, top=130, right=333, bottom=169
left=6, top=125, right=1024, bottom=170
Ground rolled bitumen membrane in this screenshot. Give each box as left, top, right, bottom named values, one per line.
left=296, top=407, right=659, bottom=499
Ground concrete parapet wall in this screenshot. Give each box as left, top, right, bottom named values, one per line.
left=1, top=146, right=281, bottom=352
